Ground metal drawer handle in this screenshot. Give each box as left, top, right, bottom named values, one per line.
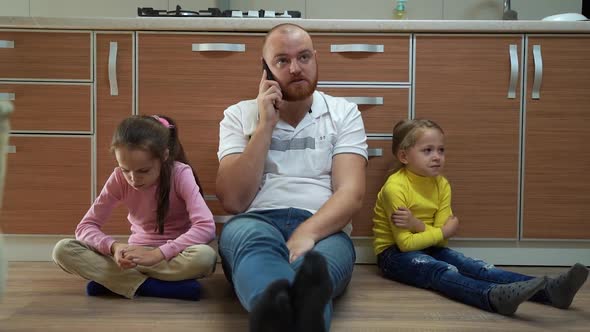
left=532, top=45, right=543, bottom=100
left=508, top=44, right=518, bottom=99
left=192, top=43, right=245, bottom=52
left=343, top=97, right=384, bottom=105
left=108, top=41, right=119, bottom=96
left=5, top=145, right=15, bottom=154
left=368, top=148, right=383, bottom=157
left=204, top=194, right=217, bottom=201
left=0, top=93, right=15, bottom=101
left=0, top=40, right=14, bottom=48
left=330, top=44, right=384, bottom=53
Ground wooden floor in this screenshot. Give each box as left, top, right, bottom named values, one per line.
left=1, top=263, right=589, bottom=331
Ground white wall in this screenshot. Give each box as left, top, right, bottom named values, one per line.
left=230, top=0, right=582, bottom=20
left=0, top=0, right=223, bottom=17
left=29, top=0, right=167, bottom=18
left=0, top=0, right=28, bottom=16
left=513, top=0, right=583, bottom=20
left=0, top=0, right=583, bottom=19
left=443, top=0, right=502, bottom=20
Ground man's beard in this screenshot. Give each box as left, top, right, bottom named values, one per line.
left=281, top=66, right=318, bottom=102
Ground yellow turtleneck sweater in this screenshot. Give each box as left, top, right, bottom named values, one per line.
left=372, top=168, right=452, bottom=255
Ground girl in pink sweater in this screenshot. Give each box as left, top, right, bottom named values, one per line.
left=52, top=115, right=216, bottom=301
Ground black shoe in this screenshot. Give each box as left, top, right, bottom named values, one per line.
left=249, top=279, right=294, bottom=332
left=291, top=251, right=333, bottom=332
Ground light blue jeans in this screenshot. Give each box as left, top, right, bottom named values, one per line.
left=378, top=245, right=549, bottom=312
left=218, top=208, right=356, bottom=331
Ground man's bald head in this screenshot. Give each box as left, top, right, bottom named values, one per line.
left=262, top=23, right=314, bottom=59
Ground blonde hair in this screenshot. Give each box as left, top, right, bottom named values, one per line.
left=390, top=119, right=444, bottom=174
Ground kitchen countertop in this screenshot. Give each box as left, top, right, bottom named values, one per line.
left=0, top=16, right=589, bottom=33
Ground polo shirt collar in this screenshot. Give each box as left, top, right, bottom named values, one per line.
left=308, top=91, right=328, bottom=118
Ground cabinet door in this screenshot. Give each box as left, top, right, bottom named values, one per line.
left=522, top=36, right=590, bottom=240
left=95, top=33, right=134, bottom=235
left=2, top=136, right=91, bottom=234
left=137, top=33, right=263, bottom=214
left=414, top=35, right=522, bottom=239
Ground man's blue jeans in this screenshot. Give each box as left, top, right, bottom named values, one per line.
left=377, top=245, right=550, bottom=312
left=218, top=208, right=356, bottom=331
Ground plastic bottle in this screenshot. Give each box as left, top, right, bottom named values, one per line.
left=394, top=0, right=407, bottom=20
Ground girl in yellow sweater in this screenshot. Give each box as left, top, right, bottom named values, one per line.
left=372, top=119, right=588, bottom=315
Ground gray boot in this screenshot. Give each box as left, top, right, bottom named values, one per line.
left=489, top=277, right=546, bottom=315
left=546, top=263, right=588, bottom=309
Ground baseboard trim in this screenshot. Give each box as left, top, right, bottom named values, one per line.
left=3, top=234, right=589, bottom=266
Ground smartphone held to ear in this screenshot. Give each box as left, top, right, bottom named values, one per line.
left=260, top=59, right=281, bottom=113
left=262, top=59, right=275, bottom=81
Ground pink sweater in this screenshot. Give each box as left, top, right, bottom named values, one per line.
left=75, top=161, right=216, bottom=260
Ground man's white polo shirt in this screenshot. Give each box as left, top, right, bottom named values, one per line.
left=218, top=91, right=368, bottom=231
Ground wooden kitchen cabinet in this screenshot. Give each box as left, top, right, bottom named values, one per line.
left=94, top=33, right=135, bottom=235
left=1, top=30, right=94, bottom=236
left=0, top=83, right=92, bottom=133
left=136, top=32, right=409, bottom=234
left=351, top=139, right=395, bottom=237
left=522, top=35, right=590, bottom=240
left=0, top=31, right=91, bottom=81
left=317, top=35, right=410, bottom=237
left=318, top=86, right=409, bottom=135
left=2, top=136, right=92, bottom=234
left=137, top=33, right=264, bottom=215
left=414, top=35, right=523, bottom=239
left=320, top=87, right=409, bottom=237
left=312, top=34, right=411, bottom=83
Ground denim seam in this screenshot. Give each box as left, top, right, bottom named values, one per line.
left=440, top=275, right=494, bottom=311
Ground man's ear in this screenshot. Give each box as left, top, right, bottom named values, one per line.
left=397, top=149, right=408, bottom=165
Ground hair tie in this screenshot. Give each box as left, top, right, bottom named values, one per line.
left=152, top=115, right=174, bottom=129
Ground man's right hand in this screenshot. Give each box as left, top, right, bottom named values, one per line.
left=257, top=69, right=282, bottom=129
left=110, top=242, right=136, bottom=269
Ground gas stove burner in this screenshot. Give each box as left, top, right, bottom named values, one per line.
left=137, top=5, right=301, bottom=18
left=138, top=6, right=222, bottom=17
left=222, top=9, right=301, bottom=18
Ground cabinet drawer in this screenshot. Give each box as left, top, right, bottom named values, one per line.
left=1, top=83, right=91, bottom=132
left=318, top=87, right=409, bottom=135
left=312, top=34, right=410, bottom=83
left=2, top=136, right=92, bottom=234
left=351, top=139, right=394, bottom=237
left=0, top=31, right=91, bottom=80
